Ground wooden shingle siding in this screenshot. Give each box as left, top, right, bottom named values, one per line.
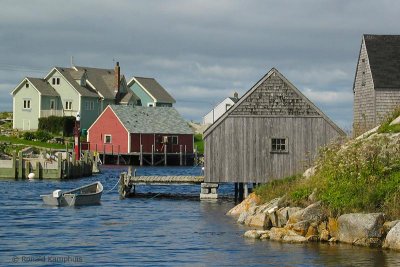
left=375, top=89, right=400, bottom=123
left=353, top=39, right=376, bottom=135
left=204, top=68, right=345, bottom=184
left=205, top=117, right=341, bottom=183
left=232, top=74, right=320, bottom=116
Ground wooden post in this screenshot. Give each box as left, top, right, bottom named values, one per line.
left=12, top=151, right=17, bottom=179
left=117, top=145, right=120, bottom=165
left=35, top=161, right=40, bottom=179
left=66, top=147, right=70, bottom=179
left=238, top=183, right=244, bottom=201
left=151, top=145, right=154, bottom=166
left=140, top=145, right=143, bottom=166
left=72, top=152, right=76, bottom=178
left=103, top=144, right=106, bottom=165
left=112, top=144, right=114, bottom=156
left=58, top=153, right=62, bottom=179
left=25, top=161, right=30, bottom=179
left=164, top=145, right=167, bottom=166
left=18, top=152, right=23, bottom=179
left=184, top=145, right=187, bottom=166
left=179, top=145, right=183, bottom=166
left=244, top=183, right=249, bottom=198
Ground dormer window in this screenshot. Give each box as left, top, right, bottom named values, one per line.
left=52, top=77, right=60, bottom=85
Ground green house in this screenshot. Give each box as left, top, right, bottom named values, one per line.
left=11, top=62, right=140, bottom=131
left=127, top=77, right=176, bottom=107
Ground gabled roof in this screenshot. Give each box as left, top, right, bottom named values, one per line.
left=53, top=67, right=99, bottom=97
left=10, top=77, right=60, bottom=96
left=74, top=66, right=117, bottom=99
left=204, top=68, right=345, bottom=137
left=363, top=34, right=400, bottom=89
left=109, top=105, right=192, bottom=134
left=128, top=77, right=176, bottom=103
left=27, top=78, right=59, bottom=96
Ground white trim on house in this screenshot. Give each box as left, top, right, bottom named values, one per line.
left=127, top=77, right=157, bottom=102
left=87, top=105, right=131, bottom=152
left=44, top=67, right=83, bottom=98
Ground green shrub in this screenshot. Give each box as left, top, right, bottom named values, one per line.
left=194, top=134, right=204, bottom=154
left=38, top=116, right=75, bottom=136
left=35, top=130, right=52, bottom=142
left=23, top=132, right=35, bottom=141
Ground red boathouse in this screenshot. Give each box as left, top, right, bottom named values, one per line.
left=87, top=105, right=194, bottom=165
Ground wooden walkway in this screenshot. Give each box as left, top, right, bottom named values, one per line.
left=128, top=175, right=204, bottom=185
left=118, top=172, right=205, bottom=198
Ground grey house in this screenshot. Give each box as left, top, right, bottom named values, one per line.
left=353, top=34, right=400, bottom=135
left=203, top=68, right=345, bottom=183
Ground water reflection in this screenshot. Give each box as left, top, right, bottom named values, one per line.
left=0, top=167, right=398, bottom=266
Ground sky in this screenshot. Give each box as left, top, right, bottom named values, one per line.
left=1, top=0, right=399, bottom=132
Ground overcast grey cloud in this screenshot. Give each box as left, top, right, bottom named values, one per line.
left=1, top=0, right=400, bottom=130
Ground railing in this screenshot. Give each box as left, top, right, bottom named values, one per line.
left=40, top=109, right=63, bottom=117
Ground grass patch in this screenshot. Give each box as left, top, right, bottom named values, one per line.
left=0, top=135, right=66, bottom=150
left=194, top=134, right=204, bottom=154
left=378, top=107, right=400, bottom=133
left=254, top=134, right=400, bottom=219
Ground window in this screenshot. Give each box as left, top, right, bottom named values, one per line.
left=65, top=101, right=72, bottom=110
left=167, top=136, right=178, bottom=145
left=271, top=138, right=288, bottom=153
left=148, top=103, right=154, bottom=107
left=85, top=101, right=94, bottom=110
left=25, top=83, right=29, bottom=88
left=50, top=100, right=55, bottom=110
left=52, top=77, right=60, bottom=85
left=104, top=135, right=112, bottom=144
left=226, top=103, right=232, bottom=111
left=23, top=99, right=31, bottom=109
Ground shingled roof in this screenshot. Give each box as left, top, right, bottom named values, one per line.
left=55, top=67, right=98, bottom=97
left=26, top=77, right=59, bottom=96
left=74, top=66, right=117, bottom=99
left=364, top=34, right=400, bottom=88
left=128, top=77, right=176, bottom=103
left=109, top=105, right=192, bottom=134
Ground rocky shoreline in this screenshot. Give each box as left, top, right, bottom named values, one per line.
left=227, top=192, right=400, bottom=251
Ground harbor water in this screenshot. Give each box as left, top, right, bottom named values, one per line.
left=0, top=166, right=399, bottom=266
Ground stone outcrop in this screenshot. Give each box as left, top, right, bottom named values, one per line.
left=383, top=221, right=400, bottom=250
left=227, top=192, right=259, bottom=216
left=231, top=194, right=400, bottom=251
left=337, top=213, right=385, bottom=247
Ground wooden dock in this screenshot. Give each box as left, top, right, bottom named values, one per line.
left=118, top=171, right=218, bottom=199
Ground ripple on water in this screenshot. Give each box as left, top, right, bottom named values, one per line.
left=0, top=167, right=399, bottom=266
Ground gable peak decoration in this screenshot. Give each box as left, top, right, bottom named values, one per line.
left=204, top=68, right=345, bottom=137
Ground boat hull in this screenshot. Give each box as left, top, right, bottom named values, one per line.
left=41, top=182, right=103, bottom=207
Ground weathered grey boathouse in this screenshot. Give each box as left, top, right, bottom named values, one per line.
left=203, top=68, right=346, bottom=184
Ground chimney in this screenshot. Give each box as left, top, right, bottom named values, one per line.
left=114, top=62, right=120, bottom=93
left=233, top=92, right=239, bottom=100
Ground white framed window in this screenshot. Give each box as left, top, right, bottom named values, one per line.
left=65, top=101, right=72, bottom=110
left=23, top=99, right=31, bottom=109
left=148, top=103, right=154, bottom=107
left=25, top=83, right=29, bottom=88
left=85, top=101, right=95, bottom=110
left=52, top=77, right=60, bottom=85
left=104, top=134, right=112, bottom=144
left=271, top=138, right=288, bottom=153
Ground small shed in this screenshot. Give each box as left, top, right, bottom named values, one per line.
left=203, top=68, right=346, bottom=183
left=88, top=105, right=193, bottom=155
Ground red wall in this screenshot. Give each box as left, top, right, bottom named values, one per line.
left=130, top=133, right=193, bottom=153
left=88, top=107, right=129, bottom=154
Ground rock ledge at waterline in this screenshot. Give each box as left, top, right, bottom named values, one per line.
left=228, top=192, right=400, bottom=251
